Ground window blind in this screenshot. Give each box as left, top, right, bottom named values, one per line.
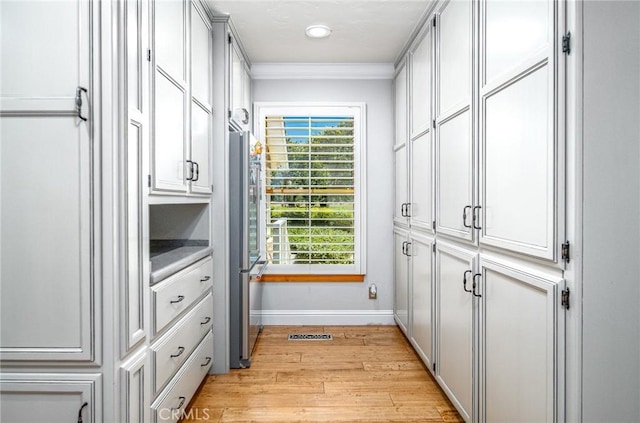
left=264, top=115, right=355, bottom=265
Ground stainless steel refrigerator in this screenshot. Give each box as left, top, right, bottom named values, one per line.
left=229, top=130, right=266, bottom=368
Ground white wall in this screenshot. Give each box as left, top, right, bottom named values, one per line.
left=252, top=78, right=395, bottom=324
left=582, top=2, right=640, bottom=421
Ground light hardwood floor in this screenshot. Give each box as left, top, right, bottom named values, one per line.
left=185, top=325, right=463, bottom=422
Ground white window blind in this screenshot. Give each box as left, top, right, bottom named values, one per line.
left=262, top=110, right=363, bottom=272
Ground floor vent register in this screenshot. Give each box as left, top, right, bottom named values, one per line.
left=288, top=334, right=333, bottom=341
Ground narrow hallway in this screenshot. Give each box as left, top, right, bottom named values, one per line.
left=186, top=326, right=462, bottom=422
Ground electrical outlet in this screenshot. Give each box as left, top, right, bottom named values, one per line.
left=368, top=284, right=377, bottom=300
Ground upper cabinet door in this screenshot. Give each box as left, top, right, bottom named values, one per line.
left=155, top=0, right=186, bottom=84
left=190, top=101, right=212, bottom=194
left=479, top=0, right=561, bottom=261
left=410, top=26, right=432, bottom=139
left=0, top=0, right=95, bottom=361
left=435, top=0, right=475, bottom=243
left=191, top=2, right=212, bottom=108
left=410, top=131, right=433, bottom=233
left=394, top=64, right=409, bottom=226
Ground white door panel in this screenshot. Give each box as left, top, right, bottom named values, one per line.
left=410, top=132, right=432, bottom=232
left=153, top=73, right=187, bottom=192
left=190, top=101, right=212, bottom=194
left=410, top=28, right=432, bottom=138
left=436, top=243, right=476, bottom=422
left=154, top=0, right=185, bottom=83
left=481, top=65, right=554, bottom=259
left=438, top=0, right=471, bottom=115
left=484, top=0, right=550, bottom=84
left=480, top=258, right=561, bottom=423
left=191, top=3, right=211, bottom=107
left=436, top=109, right=473, bottom=241
left=394, top=228, right=409, bottom=334
left=395, top=65, right=408, bottom=148
left=409, top=234, right=434, bottom=368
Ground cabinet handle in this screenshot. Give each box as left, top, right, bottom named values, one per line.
left=401, top=241, right=407, bottom=256
left=201, top=316, right=211, bottom=325
left=405, top=203, right=411, bottom=217
left=192, top=161, right=200, bottom=182
left=400, top=203, right=406, bottom=217
left=75, top=87, right=88, bottom=122
left=472, top=273, right=482, bottom=298
left=186, top=160, right=194, bottom=181
left=463, top=270, right=472, bottom=293
left=170, top=295, right=185, bottom=304
left=405, top=242, right=412, bottom=257
left=201, top=356, right=212, bottom=367
left=200, top=276, right=211, bottom=282
left=171, top=396, right=186, bottom=411
left=463, top=205, right=472, bottom=228
left=171, top=346, right=185, bottom=358
left=472, top=206, right=482, bottom=230
left=77, top=402, right=88, bottom=423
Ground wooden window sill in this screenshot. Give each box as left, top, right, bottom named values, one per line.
left=258, top=274, right=365, bottom=283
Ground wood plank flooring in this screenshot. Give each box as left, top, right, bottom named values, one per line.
left=185, top=325, right=463, bottom=422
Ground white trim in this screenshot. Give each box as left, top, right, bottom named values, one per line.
left=258, top=309, right=395, bottom=326
left=250, top=63, right=395, bottom=80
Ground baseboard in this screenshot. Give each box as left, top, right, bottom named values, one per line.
left=258, top=309, right=395, bottom=326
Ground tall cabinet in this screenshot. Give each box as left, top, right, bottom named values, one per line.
left=0, top=1, right=215, bottom=422
left=394, top=0, right=567, bottom=421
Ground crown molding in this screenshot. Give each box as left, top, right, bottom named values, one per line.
left=250, top=63, right=395, bottom=80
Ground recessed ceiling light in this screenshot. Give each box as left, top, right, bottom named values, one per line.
left=305, top=24, right=332, bottom=39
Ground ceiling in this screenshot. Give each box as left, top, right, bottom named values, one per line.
left=206, top=0, right=432, bottom=64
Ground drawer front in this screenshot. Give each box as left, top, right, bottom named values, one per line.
left=152, top=293, right=213, bottom=395
left=152, top=257, right=213, bottom=335
left=152, top=330, right=213, bottom=423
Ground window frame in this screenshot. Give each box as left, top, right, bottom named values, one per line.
left=255, top=102, right=367, bottom=276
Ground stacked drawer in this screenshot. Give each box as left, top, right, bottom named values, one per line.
left=150, top=257, right=214, bottom=422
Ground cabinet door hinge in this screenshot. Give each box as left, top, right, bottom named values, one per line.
left=432, top=241, right=436, bottom=253
left=432, top=17, right=436, bottom=28
left=432, top=362, right=436, bottom=372
left=432, top=119, right=436, bottom=129
left=432, top=220, right=436, bottom=231
left=562, top=32, right=571, bottom=55
left=147, top=49, right=151, bottom=62
left=228, top=34, right=233, bottom=44
left=228, top=109, right=232, bottom=119
left=147, top=174, right=151, bottom=188
left=561, top=241, right=570, bottom=263
left=561, top=288, right=570, bottom=310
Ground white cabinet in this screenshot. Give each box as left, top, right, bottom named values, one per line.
left=0, top=0, right=94, bottom=362
left=120, top=351, right=151, bottom=423
left=190, top=2, right=213, bottom=195
left=230, top=41, right=251, bottom=129
left=151, top=0, right=212, bottom=196
left=408, top=232, right=434, bottom=369
left=479, top=258, right=562, bottom=423
left=393, top=227, right=410, bottom=334
left=435, top=0, right=475, bottom=243
left=0, top=373, right=101, bottom=423
left=435, top=241, right=476, bottom=422
left=394, top=63, right=409, bottom=225
left=479, top=0, right=560, bottom=261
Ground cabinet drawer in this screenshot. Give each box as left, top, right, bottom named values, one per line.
left=151, top=330, right=213, bottom=423
left=152, top=293, right=213, bottom=396
left=152, top=257, right=212, bottom=335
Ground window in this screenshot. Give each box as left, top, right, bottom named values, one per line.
left=257, top=104, right=366, bottom=275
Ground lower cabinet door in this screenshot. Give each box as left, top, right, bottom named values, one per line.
left=480, top=258, right=562, bottom=423
left=393, top=227, right=410, bottom=335
left=409, top=232, right=434, bottom=369
left=120, top=349, right=151, bottom=423
left=436, top=241, right=476, bottom=422
left=0, top=373, right=101, bottom=423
